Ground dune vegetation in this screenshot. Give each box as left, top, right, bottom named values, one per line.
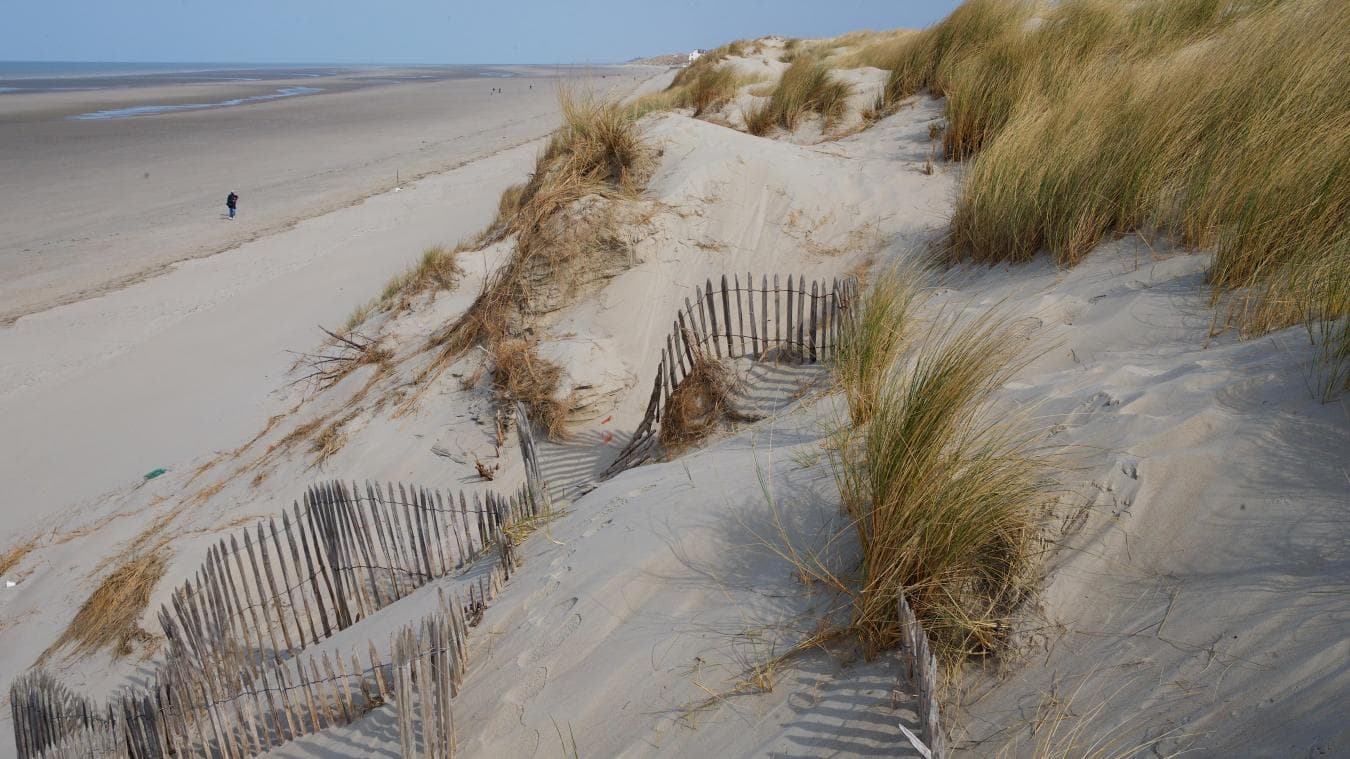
left=851, top=0, right=1348, bottom=392
left=743, top=56, right=852, bottom=135
left=404, top=89, right=650, bottom=433
left=832, top=302, right=1052, bottom=663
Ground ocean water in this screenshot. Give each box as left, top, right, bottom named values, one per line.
left=0, top=61, right=353, bottom=92
left=0, top=61, right=521, bottom=92
left=0, top=61, right=523, bottom=120
left=71, top=86, right=325, bottom=120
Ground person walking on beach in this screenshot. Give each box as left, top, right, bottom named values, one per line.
left=226, top=191, right=239, bottom=219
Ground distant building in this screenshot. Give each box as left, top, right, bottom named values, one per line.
left=688, top=49, right=704, bottom=64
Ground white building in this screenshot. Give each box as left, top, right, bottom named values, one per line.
left=687, top=49, right=704, bottom=64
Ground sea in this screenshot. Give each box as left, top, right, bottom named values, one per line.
left=0, top=61, right=524, bottom=119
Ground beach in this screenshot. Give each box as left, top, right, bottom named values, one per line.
left=0, top=64, right=661, bottom=539
left=0, top=64, right=647, bottom=323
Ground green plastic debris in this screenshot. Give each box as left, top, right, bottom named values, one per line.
left=143, top=468, right=167, bottom=481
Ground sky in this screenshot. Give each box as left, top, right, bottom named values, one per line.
left=2, top=0, right=963, bottom=64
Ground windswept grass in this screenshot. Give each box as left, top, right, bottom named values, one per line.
left=879, top=0, right=1031, bottom=110
left=676, top=66, right=747, bottom=116
left=45, top=550, right=168, bottom=659
left=944, top=0, right=1349, bottom=358
left=376, top=245, right=465, bottom=314
left=832, top=29, right=917, bottom=69
left=0, top=537, right=38, bottom=577
left=832, top=307, right=1052, bottom=661
left=744, top=57, right=852, bottom=135
left=833, top=268, right=923, bottom=424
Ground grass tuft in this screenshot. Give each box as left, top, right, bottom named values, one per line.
left=490, top=338, right=569, bottom=440
left=833, top=268, right=923, bottom=425
left=658, top=346, right=758, bottom=453
left=0, top=537, right=38, bottom=577
left=832, top=305, right=1052, bottom=662
left=377, top=245, right=465, bottom=314
left=405, top=88, right=651, bottom=417
left=744, top=57, right=853, bottom=135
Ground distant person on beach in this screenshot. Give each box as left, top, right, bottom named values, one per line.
left=226, top=191, right=238, bottom=219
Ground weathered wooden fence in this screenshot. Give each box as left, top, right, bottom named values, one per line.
left=897, top=590, right=945, bottom=759
left=11, top=407, right=551, bottom=759
left=604, top=273, right=858, bottom=476
left=12, top=559, right=510, bottom=759
left=158, top=478, right=539, bottom=676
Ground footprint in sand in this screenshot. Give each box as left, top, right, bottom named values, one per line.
left=1093, top=457, right=1142, bottom=517
left=517, top=596, right=581, bottom=668
left=1051, top=391, right=1120, bottom=436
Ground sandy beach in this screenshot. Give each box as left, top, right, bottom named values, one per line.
left=0, top=65, right=648, bottom=323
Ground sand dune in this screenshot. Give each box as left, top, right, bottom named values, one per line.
left=1, top=19, right=1345, bottom=759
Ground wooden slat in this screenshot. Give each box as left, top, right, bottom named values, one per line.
left=705, top=278, right=721, bottom=358
left=721, top=274, right=734, bottom=358
left=438, top=489, right=466, bottom=570
left=257, top=521, right=297, bottom=658
left=774, top=274, right=782, bottom=352
left=747, top=272, right=759, bottom=356
left=796, top=273, right=807, bottom=363
left=804, top=279, right=815, bottom=361
left=295, top=502, right=333, bottom=641
left=734, top=273, right=747, bottom=357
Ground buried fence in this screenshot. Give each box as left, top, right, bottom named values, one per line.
left=158, top=478, right=540, bottom=677
left=13, top=584, right=496, bottom=759
left=11, top=407, right=550, bottom=759
left=604, top=273, right=859, bottom=477
left=896, top=590, right=945, bottom=759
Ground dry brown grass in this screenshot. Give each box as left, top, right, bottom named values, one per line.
left=0, top=537, right=38, bottom=577
left=658, top=347, right=759, bottom=453
left=379, top=245, right=465, bottom=312
left=310, top=409, right=361, bottom=469
left=490, top=338, right=569, bottom=440
left=744, top=57, right=852, bottom=136
left=45, top=549, right=168, bottom=660
left=401, top=88, right=651, bottom=417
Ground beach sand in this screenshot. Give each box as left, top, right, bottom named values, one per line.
left=0, top=66, right=652, bottom=324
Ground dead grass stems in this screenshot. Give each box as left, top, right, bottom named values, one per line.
left=400, top=88, right=651, bottom=419
left=0, top=537, right=38, bottom=577
left=44, top=549, right=169, bottom=661
left=659, top=343, right=761, bottom=454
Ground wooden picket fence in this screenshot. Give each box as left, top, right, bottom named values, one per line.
left=10, top=407, right=550, bottom=759
left=897, top=589, right=946, bottom=759
left=158, top=478, right=541, bottom=677
left=11, top=549, right=511, bottom=759
left=604, top=273, right=859, bottom=476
